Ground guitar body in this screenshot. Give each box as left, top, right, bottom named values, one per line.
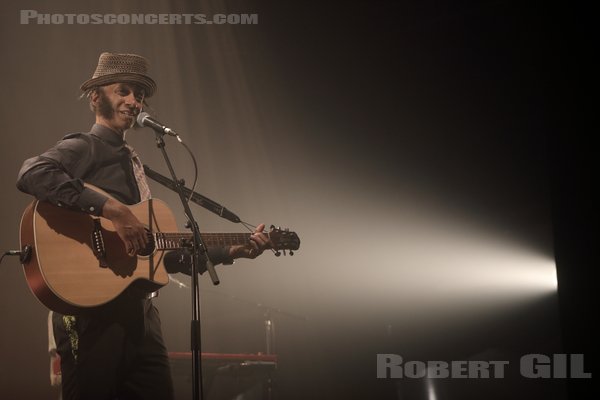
left=20, top=196, right=176, bottom=314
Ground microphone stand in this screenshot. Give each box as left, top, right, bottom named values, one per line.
left=152, top=130, right=219, bottom=400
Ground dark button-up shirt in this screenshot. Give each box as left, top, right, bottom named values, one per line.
left=17, top=123, right=231, bottom=271
left=17, top=123, right=140, bottom=214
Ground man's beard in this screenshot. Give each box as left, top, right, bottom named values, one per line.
left=97, top=89, right=115, bottom=120
left=97, top=89, right=136, bottom=130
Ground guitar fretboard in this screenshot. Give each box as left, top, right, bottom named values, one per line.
left=154, top=232, right=252, bottom=250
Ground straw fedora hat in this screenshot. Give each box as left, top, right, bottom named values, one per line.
left=80, top=52, right=157, bottom=97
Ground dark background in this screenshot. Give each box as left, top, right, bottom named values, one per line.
left=0, top=0, right=594, bottom=399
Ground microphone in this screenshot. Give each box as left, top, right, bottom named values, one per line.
left=137, top=112, right=179, bottom=137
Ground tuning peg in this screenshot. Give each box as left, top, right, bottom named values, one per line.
left=290, top=251, right=294, bottom=256
left=274, top=250, right=281, bottom=257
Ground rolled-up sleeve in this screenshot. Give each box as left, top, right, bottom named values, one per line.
left=16, top=136, right=108, bottom=216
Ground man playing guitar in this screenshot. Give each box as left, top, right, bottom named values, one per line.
left=16, top=52, right=272, bottom=400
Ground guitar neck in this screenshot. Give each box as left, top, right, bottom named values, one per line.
left=154, top=232, right=252, bottom=250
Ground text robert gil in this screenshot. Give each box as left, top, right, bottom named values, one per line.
left=377, top=354, right=591, bottom=379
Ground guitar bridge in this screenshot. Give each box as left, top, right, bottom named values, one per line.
left=91, top=218, right=108, bottom=268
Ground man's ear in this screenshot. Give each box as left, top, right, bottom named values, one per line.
left=90, top=89, right=100, bottom=105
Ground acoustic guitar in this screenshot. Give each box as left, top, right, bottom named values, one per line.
left=19, top=187, right=300, bottom=314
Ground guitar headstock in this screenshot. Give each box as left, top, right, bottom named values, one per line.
left=268, top=225, right=300, bottom=256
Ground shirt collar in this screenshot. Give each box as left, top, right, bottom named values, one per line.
left=90, top=123, right=125, bottom=146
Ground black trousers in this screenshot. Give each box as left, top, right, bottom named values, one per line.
left=53, top=295, right=174, bottom=400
